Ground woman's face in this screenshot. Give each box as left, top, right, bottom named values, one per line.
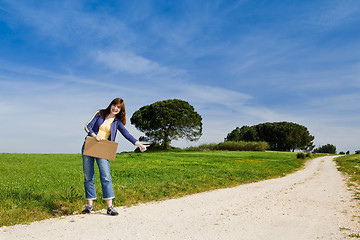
left=111, top=104, right=121, bottom=115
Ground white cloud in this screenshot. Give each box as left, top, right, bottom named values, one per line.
left=308, top=0, right=360, bottom=30
left=95, top=51, right=170, bottom=75
left=312, top=93, right=360, bottom=112
left=182, top=83, right=252, bottom=107
left=1, top=1, right=128, bottom=46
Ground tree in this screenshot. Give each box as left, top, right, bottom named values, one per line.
left=225, top=126, right=259, bottom=142
left=225, top=122, right=314, bottom=152
left=130, top=99, right=202, bottom=149
left=313, top=144, right=337, bottom=154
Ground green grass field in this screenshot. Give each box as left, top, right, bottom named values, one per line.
left=335, top=154, right=360, bottom=201
left=0, top=151, right=309, bottom=227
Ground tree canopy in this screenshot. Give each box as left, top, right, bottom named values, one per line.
left=225, top=122, right=315, bottom=152
left=130, top=99, right=202, bottom=149
left=313, top=144, right=337, bottom=154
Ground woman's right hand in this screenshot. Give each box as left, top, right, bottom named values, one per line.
left=95, top=135, right=103, bottom=141
left=91, top=133, right=102, bottom=141
left=90, top=133, right=102, bottom=142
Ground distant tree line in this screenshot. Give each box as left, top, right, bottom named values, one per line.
left=225, top=122, right=315, bottom=152
left=313, top=144, right=336, bottom=154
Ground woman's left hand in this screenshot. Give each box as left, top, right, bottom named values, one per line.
left=135, top=141, right=150, bottom=152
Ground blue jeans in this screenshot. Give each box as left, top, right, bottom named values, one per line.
left=82, top=144, right=115, bottom=200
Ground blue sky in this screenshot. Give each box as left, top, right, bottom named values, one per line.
left=0, top=0, right=359, bottom=153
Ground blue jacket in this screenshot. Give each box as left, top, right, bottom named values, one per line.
left=85, top=111, right=137, bottom=144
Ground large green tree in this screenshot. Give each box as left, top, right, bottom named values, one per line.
left=130, top=99, right=202, bottom=148
left=226, top=122, right=314, bottom=152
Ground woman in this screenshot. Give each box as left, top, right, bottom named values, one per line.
left=81, top=98, right=148, bottom=216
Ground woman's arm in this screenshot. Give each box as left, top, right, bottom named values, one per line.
left=85, top=111, right=103, bottom=141
left=84, top=111, right=100, bottom=136
left=117, top=123, right=149, bottom=152
left=117, top=122, right=138, bottom=144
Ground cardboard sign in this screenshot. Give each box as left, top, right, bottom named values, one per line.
left=83, top=136, right=118, bottom=161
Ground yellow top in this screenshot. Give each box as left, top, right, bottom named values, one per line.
left=97, top=117, right=115, bottom=140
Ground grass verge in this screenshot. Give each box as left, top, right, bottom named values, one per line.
left=1, top=151, right=307, bottom=227
left=336, top=154, right=360, bottom=200
left=335, top=154, right=360, bottom=238
left=336, top=154, right=360, bottom=185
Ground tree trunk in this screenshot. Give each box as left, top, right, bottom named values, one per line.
left=163, top=132, right=169, bottom=149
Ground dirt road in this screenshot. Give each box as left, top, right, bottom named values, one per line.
left=1, top=156, right=359, bottom=240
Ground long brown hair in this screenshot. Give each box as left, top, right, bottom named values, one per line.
left=99, top=98, right=126, bottom=125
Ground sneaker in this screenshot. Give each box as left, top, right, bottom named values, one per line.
left=107, top=206, right=119, bottom=216
left=82, top=204, right=93, bottom=214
